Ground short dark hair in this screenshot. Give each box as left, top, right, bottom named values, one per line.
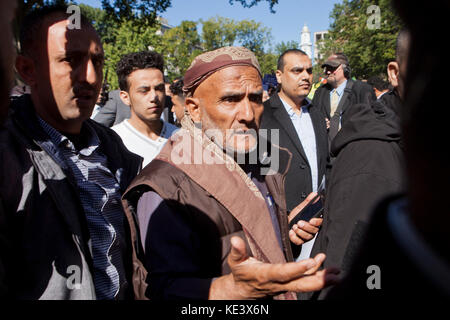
left=277, top=49, right=308, bottom=71
left=20, top=4, right=91, bottom=57
left=169, top=77, right=184, bottom=97
left=116, top=51, right=164, bottom=91
left=367, top=76, right=390, bottom=91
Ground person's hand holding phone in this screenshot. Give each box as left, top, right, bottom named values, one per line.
left=288, top=192, right=324, bottom=246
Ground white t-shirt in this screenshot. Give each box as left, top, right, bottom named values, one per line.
left=112, top=119, right=178, bottom=168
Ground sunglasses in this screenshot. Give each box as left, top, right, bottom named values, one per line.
left=324, top=65, right=341, bottom=73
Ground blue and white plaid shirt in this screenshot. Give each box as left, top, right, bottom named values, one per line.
left=37, top=117, right=126, bottom=300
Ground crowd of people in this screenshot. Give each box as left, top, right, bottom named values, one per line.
left=0, top=0, right=448, bottom=301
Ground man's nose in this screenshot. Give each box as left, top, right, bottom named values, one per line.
left=237, top=98, right=255, bottom=122
left=81, top=58, right=100, bottom=85
left=148, top=89, right=158, bottom=102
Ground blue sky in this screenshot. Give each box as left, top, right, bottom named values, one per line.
left=78, top=0, right=340, bottom=50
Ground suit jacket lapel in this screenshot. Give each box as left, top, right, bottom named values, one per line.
left=336, top=79, right=354, bottom=114
left=270, top=94, right=309, bottom=163
left=309, top=104, right=327, bottom=181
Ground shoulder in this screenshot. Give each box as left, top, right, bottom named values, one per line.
left=88, top=119, right=134, bottom=154
left=315, top=83, right=332, bottom=94
left=110, top=120, right=128, bottom=136
left=351, top=79, right=373, bottom=91
left=124, top=159, right=192, bottom=201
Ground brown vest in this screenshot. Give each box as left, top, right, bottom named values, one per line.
left=123, top=126, right=296, bottom=299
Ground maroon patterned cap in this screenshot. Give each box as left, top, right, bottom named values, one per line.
left=183, top=46, right=261, bottom=94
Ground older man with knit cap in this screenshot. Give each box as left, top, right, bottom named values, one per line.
left=122, top=46, right=339, bottom=300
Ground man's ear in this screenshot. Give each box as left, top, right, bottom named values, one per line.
left=15, top=55, right=36, bottom=87
left=275, top=69, right=282, bottom=84
left=387, top=61, right=400, bottom=88
left=119, top=90, right=131, bottom=107
left=185, top=96, right=201, bottom=122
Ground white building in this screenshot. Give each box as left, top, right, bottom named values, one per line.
left=313, top=30, right=329, bottom=62
left=300, top=24, right=312, bottom=59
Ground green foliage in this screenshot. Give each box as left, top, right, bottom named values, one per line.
left=320, top=0, right=403, bottom=79
left=229, top=0, right=279, bottom=13
left=258, top=52, right=278, bottom=75
left=102, top=19, right=161, bottom=89
left=200, top=16, right=274, bottom=75
left=274, top=40, right=299, bottom=56
left=235, top=20, right=271, bottom=55
left=159, top=20, right=202, bottom=79
left=100, top=0, right=171, bottom=27
left=201, top=16, right=237, bottom=50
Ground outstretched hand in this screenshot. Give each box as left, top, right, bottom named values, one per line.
left=209, top=236, right=340, bottom=300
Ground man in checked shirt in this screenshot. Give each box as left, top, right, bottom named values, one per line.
left=0, top=5, right=146, bottom=299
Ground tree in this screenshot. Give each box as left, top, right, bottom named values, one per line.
left=320, top=0, right=403, bottom=79
left=258, top=52, right=278, bottom=75
left=229, top=0, right=279, bottom=13
left=201, top=16, right=237, bottom=51
left=235, top=20, right=271, bottom=55
left=159, top=20, right=202, bottom=79
left=100, top=0, right=171, bottom=27
left=274, top=40, right=299, bottom=56
left=102, top=19, right=161, bottom=89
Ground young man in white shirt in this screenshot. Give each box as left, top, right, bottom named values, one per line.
left=112, top=51, right=178, bottom=167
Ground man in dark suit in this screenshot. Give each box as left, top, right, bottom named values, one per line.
left=260, top=49, right=329, bottom=260
left=312, top=53, right=376, bottom=142
left=93, top=89, right=131, bottom=127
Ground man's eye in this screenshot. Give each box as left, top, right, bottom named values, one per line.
left=63, top=56, right=75, bottom=64
left=223, top=97, right=239, bottom=103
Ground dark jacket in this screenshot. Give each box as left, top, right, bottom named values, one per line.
left=326, top=195, right=450, bottom=300
left=312, top=79, right=376, bottom=144
left=309, top=94, right=405, bottom=299
left=0, top=95, right=143, bottom=299
left=261, top=94, right=329, bottom=212
left=312, top=79, right=376, bottom=120
left=93, top=90, right=131, bottom=127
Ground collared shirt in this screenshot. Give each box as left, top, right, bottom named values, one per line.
left=279, top=97, right=318, bottom=192
left=330, top=79, right=348, bottom=106
left=37, top=117, right=127, bottom=300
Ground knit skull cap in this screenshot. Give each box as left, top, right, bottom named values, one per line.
left=183, top=46, right=262, bottom=94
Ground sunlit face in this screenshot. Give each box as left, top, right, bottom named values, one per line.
left=190, top=65, right=263, bottom=154
left=323, top=55, right=346, bottom=88
left=35, top=19, right=104, bottom=124
left=123, top=68, right=165, bottom=124
left=276, top=53, right=313, bottom=103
